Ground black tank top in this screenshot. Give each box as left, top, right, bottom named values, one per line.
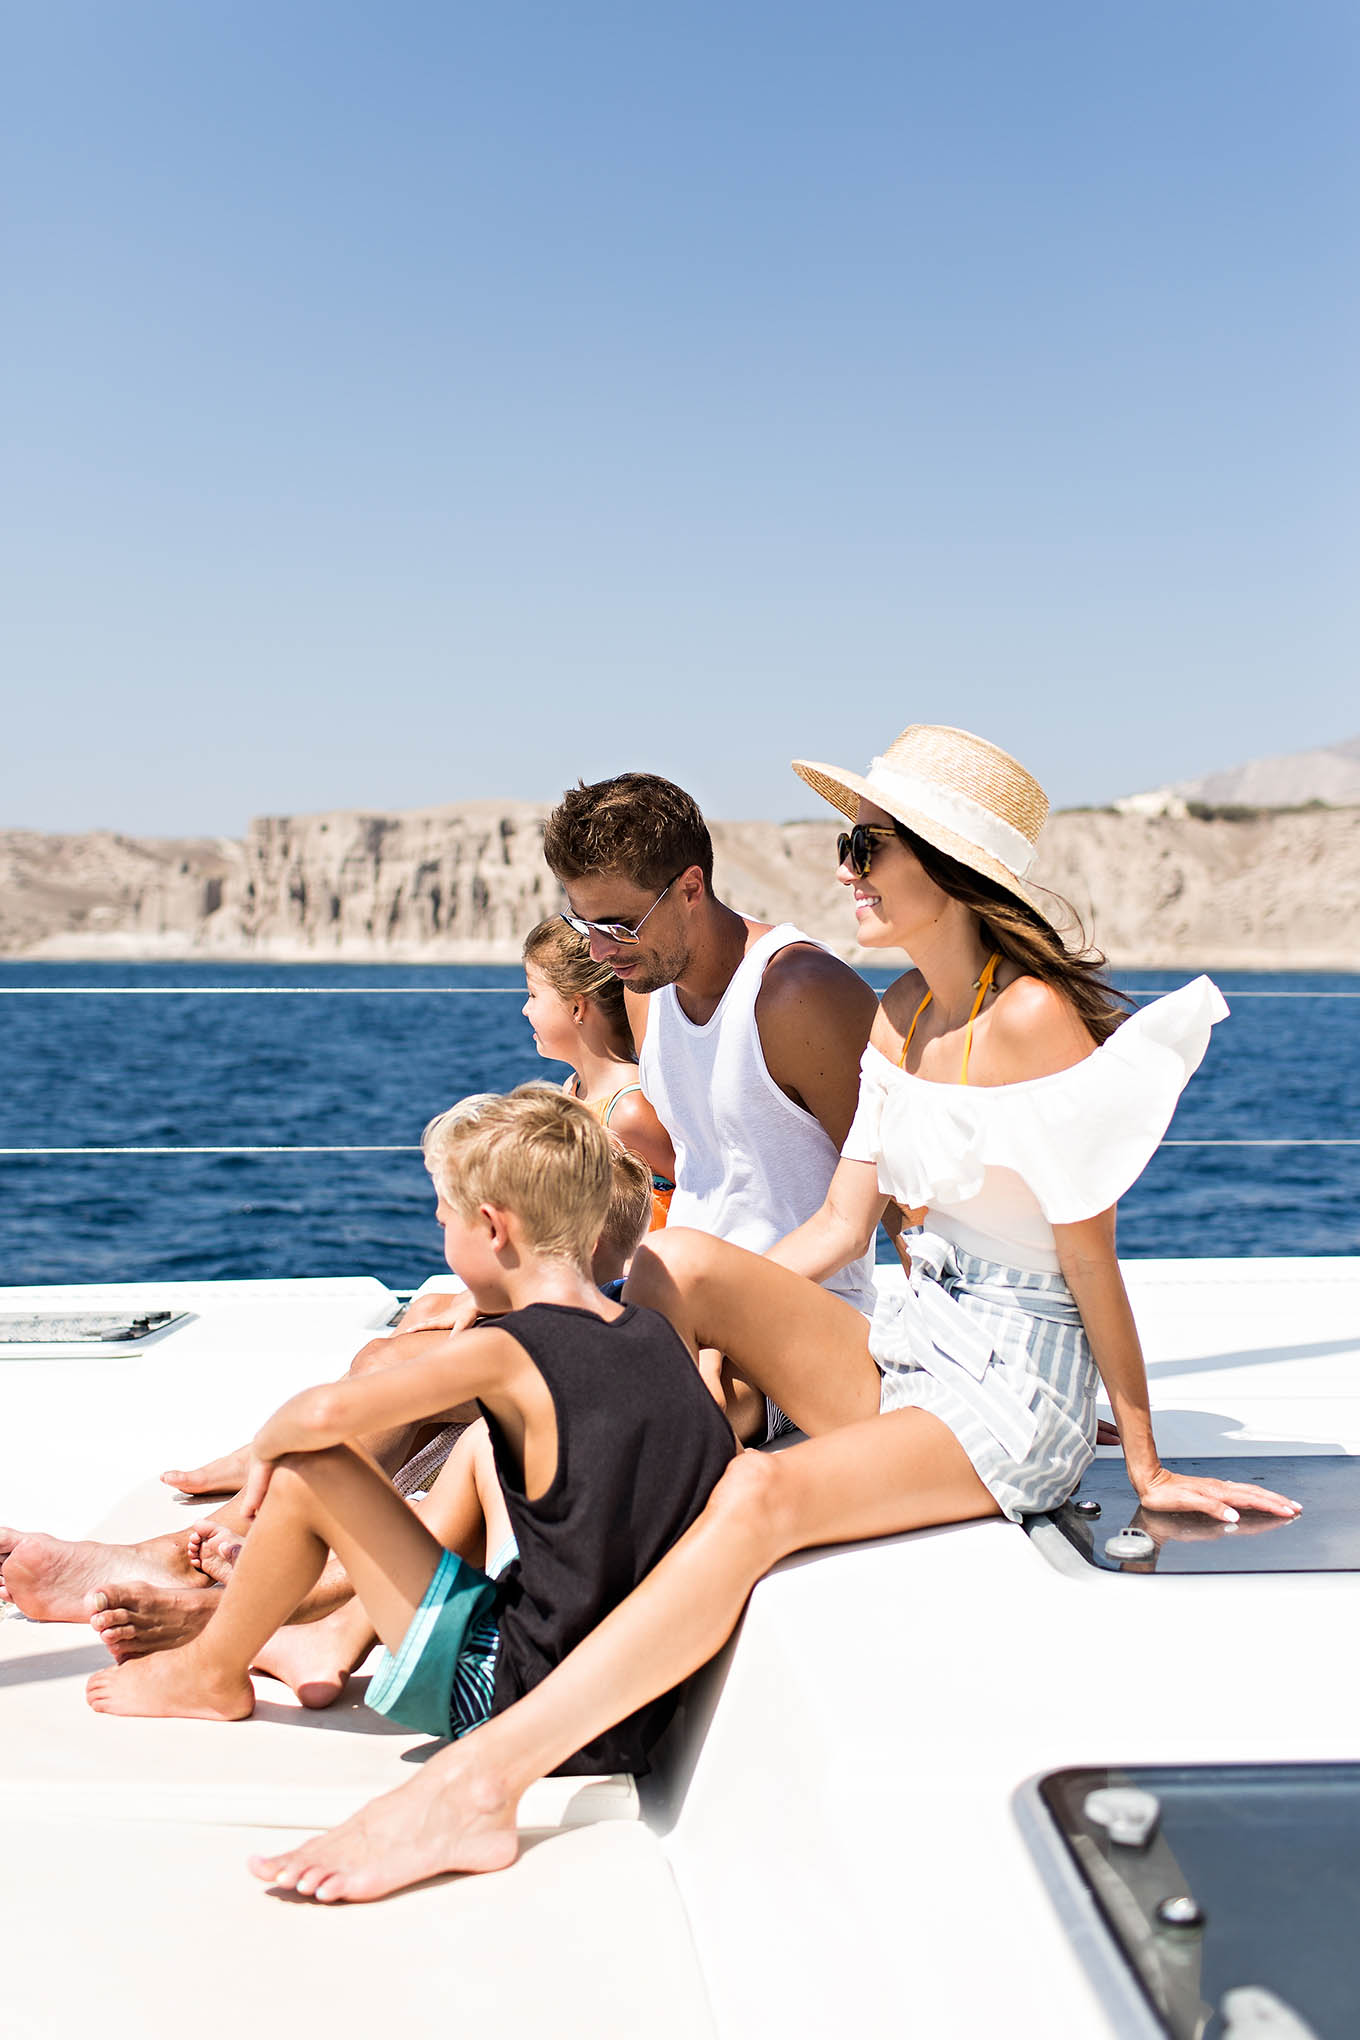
left=481, top=1300, right=735, bottom=1776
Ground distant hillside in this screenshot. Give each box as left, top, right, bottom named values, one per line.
left=1120, top=734, right=1360, bottom=814
left=4, top=802, right=1358, bottom=971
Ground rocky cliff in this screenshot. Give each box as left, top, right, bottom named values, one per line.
left=1122, top=732, right=1360, bottom=811
left=4, top=802, right=1358, bottom=970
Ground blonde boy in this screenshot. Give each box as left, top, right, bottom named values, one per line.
left=85, top=1086, right=734, bottom=1785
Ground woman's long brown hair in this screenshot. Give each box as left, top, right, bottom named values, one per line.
left=899, top=828, right=1131, bottom=1045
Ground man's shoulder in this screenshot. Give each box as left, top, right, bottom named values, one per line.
left=753, top=939, right=877, bottom=1126
left=756, top=936, right=875, bottom=1017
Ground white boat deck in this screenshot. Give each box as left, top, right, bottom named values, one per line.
left=2, top=1258, right=1358, bottom=2038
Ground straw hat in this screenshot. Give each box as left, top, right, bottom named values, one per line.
left=791, top=724, right=1049, bottom=908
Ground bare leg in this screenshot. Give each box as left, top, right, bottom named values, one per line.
left=322, top=1330, right=478, bottom=1486
left=249, top=1237, right=997, bottom=1902
left=85, top=1447, right=451, bottom=1720
left=464, top=1423, right=511, bottom=1566
left=250, top=1405, right=994, bottom=1901
left=183, top=1518, right=360, bottom=1628
left=250, top=1594, right=377, bottom=1708
left=695, top=1348, right=765, bottom=1446
left=252, top=1422, right=497, bottom=1707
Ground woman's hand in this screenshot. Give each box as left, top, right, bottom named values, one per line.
left=1133, top=1464, right=1302, bottom=1524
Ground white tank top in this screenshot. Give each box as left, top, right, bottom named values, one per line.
left=638, top=923, right=876, bottom=1316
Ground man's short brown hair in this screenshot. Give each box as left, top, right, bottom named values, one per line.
left=543, top=773, right=714, bottom=893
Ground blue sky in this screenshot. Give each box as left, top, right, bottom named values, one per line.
left=4, top=1, right=1355, bottom=835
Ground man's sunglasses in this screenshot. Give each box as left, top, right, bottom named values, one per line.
left=560, top=875, right=681, bottom=947
left=837, top=824, right=901, bottom=878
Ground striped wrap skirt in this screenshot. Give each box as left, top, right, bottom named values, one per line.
left=871, top=1231, right=1096, bottom=1521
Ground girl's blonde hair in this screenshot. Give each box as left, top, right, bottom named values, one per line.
left=422, top=1084, right=614, bottom=1267
left=521, top=918, right=633, bottom=1060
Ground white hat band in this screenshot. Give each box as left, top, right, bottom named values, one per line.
left=867, top=760, right=1037, bottom=878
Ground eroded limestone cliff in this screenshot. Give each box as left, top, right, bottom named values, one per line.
left=4, top=803, right=1357, bottom=970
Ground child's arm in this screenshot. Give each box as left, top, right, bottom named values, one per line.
left=251, top=1326, right=521, bottom=1471
left=601, top=1089, right=676, bottom=1184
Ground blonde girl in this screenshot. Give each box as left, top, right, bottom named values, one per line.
left=521, top=918, right=675, bottom=1226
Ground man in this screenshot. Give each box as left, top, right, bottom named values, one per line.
left=543, top=773, right=879, bottom=1423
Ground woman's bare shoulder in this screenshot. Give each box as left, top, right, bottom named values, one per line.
left=986, top=974, right=1095, bottom=1081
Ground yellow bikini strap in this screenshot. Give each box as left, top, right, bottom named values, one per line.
left=897, top=987, right=933, bottom=1069
left=898, top=953, right=1001, bottom=1077
left=959, top=952, right=1001, bottom=1086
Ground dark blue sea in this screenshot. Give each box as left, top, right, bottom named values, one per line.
left=1, top=962, right=1356, bottom=1288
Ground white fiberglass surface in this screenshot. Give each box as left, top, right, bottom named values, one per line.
left=0, top=1277, right=400, bottom=1535
left=3, top=1262, right=1358, bottom=2040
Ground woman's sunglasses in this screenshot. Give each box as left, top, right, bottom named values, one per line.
left=836, top=824, right=901, bottom=878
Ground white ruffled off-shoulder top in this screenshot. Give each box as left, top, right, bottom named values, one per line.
left=841, top=976, right=1229, bottom=1274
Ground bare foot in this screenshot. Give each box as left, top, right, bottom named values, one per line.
left=248, top=1742, right=519, bottom=1902
left=0, top=1524, right=25, bottom=1600
left=88, top=1582, right=221, bottom=1662
left=2, top=1532, right=209, bottom=1624
left=186, top=1522, right=242, bottom=1585
left=161, top=1447, right=250, bottom=1497
left=252, top=1623, right=352, bottom=1710
left=86, top=1641, right=254, bottom=1721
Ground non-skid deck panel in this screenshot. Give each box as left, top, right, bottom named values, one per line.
left=0, top=1813, right=714, bottom=2040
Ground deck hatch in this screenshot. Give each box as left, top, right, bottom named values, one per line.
left=0, top=1309, right=189, bottom=1350
left=1016, top=1762, right=1360, bottom=2039
left=1037, top=1456, right=1360, bottom=1574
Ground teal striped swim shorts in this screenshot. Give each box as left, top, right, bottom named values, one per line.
left=367, top=1541, right=515, bottom=1740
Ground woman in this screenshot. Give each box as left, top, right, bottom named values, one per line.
left=252, top=724, right=1299, bottom=1900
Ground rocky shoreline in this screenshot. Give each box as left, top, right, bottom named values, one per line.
left=4, top=802, right=1358, bottom=972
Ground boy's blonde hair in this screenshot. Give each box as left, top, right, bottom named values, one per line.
left=422, top=1084, right=614, bottom=1267
left=599, top=1141, right=653, bottom=1271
